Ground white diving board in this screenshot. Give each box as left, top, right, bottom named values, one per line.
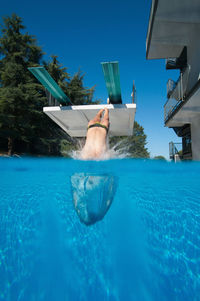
left=43, top=104, right=136, bottom=137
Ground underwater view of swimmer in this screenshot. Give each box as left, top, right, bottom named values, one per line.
left=71, top=174, right=117, bottom=225
left=71, top=109, right=117, bottom=225
left=80, top=108, right=109, bottom=160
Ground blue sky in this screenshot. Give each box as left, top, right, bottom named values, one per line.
left=1, top=0, right=181, bottom=158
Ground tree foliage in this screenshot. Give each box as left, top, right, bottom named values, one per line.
left=45, top=56, right=100, bottom=105
left=0, top=14, right=46, bottom=155
left=153, top=155, right=166, bottom=160
left=66, top=70, right=96, bottom=105
left=0, top=14, right=97, bottom=156
left=43, top=55, right=70, bottom=94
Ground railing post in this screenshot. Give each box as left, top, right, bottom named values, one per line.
left=180, top=71, right=183, bottom=101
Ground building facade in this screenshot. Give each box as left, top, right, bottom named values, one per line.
left=146, top=0, right=200, bottom=160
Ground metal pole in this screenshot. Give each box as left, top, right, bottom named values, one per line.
left=180, top=72, right=183, bottom=101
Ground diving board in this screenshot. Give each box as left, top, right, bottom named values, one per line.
left=28, top=67, right=70, bottom=105
left=101, top=62, right=122, bottom=104
left=43, top=104, right=136, bottom=137
left=29, top=62, right=136, bottom=137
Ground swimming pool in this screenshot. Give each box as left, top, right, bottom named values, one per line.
left=0, top=158, right=200, bottom=300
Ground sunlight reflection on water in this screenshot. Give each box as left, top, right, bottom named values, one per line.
left=0, top=158, right=200, bottom=301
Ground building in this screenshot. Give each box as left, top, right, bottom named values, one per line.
left=146, top=0, right=200, bottom=160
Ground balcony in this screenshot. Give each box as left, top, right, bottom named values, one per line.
left=164, top=65, right=190, bottom=122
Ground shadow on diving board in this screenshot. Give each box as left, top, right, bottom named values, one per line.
left=43, top=104, right=136, bottom=137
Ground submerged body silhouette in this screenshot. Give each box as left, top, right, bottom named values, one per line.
left=71, top=174, right=116, bottom=225
left=71, top=108, right=117, bottom=225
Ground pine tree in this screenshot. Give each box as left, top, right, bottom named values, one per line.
left=44, top=56, right=100, bottom=106
left=66, top=70, right=99, bottom=105
left=0, top=14, right=45, bottom=155
left=44, top=55, right=70, bottom=94
left=0, top=15, right=100, bottom=156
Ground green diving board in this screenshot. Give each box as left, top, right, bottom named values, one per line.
left=28, top=67, right=70, bottom=105
left=101, top=61, right=122, bottom=104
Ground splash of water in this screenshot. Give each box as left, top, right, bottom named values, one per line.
left=68, top=137, right=130, bottom=160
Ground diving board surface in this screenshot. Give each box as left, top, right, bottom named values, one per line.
left=28, top=67, right=70, bottom=105
left=43, top=104, right=136, bottom=137
left=101, top=62, right=122, bottom=104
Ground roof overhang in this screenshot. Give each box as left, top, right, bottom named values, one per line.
left=146, top=0, right=200, bottom=59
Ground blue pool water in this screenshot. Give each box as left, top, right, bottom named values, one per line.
left=0, top=158, right=200, bottom=301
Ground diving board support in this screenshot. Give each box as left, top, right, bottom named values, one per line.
left=101, top=61, right=122, bottom=104
left=43, top=103, right=136, bottom=137
left=28, top=67, right=70, bottom=105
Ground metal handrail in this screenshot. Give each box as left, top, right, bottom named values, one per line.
left=169, top=142, right=182, bottom=158
left=167, top=78, right=177, bottom=98
left=164, top=65, right=190, bottom=122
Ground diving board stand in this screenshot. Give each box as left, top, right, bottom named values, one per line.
left=28, top=62, right=136, bottom=137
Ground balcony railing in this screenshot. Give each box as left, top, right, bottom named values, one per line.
left=167, top=79, right=176, bottom=98
left=169, top=142, right=182, bottom=159
left=164, top=65, right=190, bottom=122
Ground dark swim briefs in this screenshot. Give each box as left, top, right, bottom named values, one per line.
left=87, top=122, right=109, bottom=133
